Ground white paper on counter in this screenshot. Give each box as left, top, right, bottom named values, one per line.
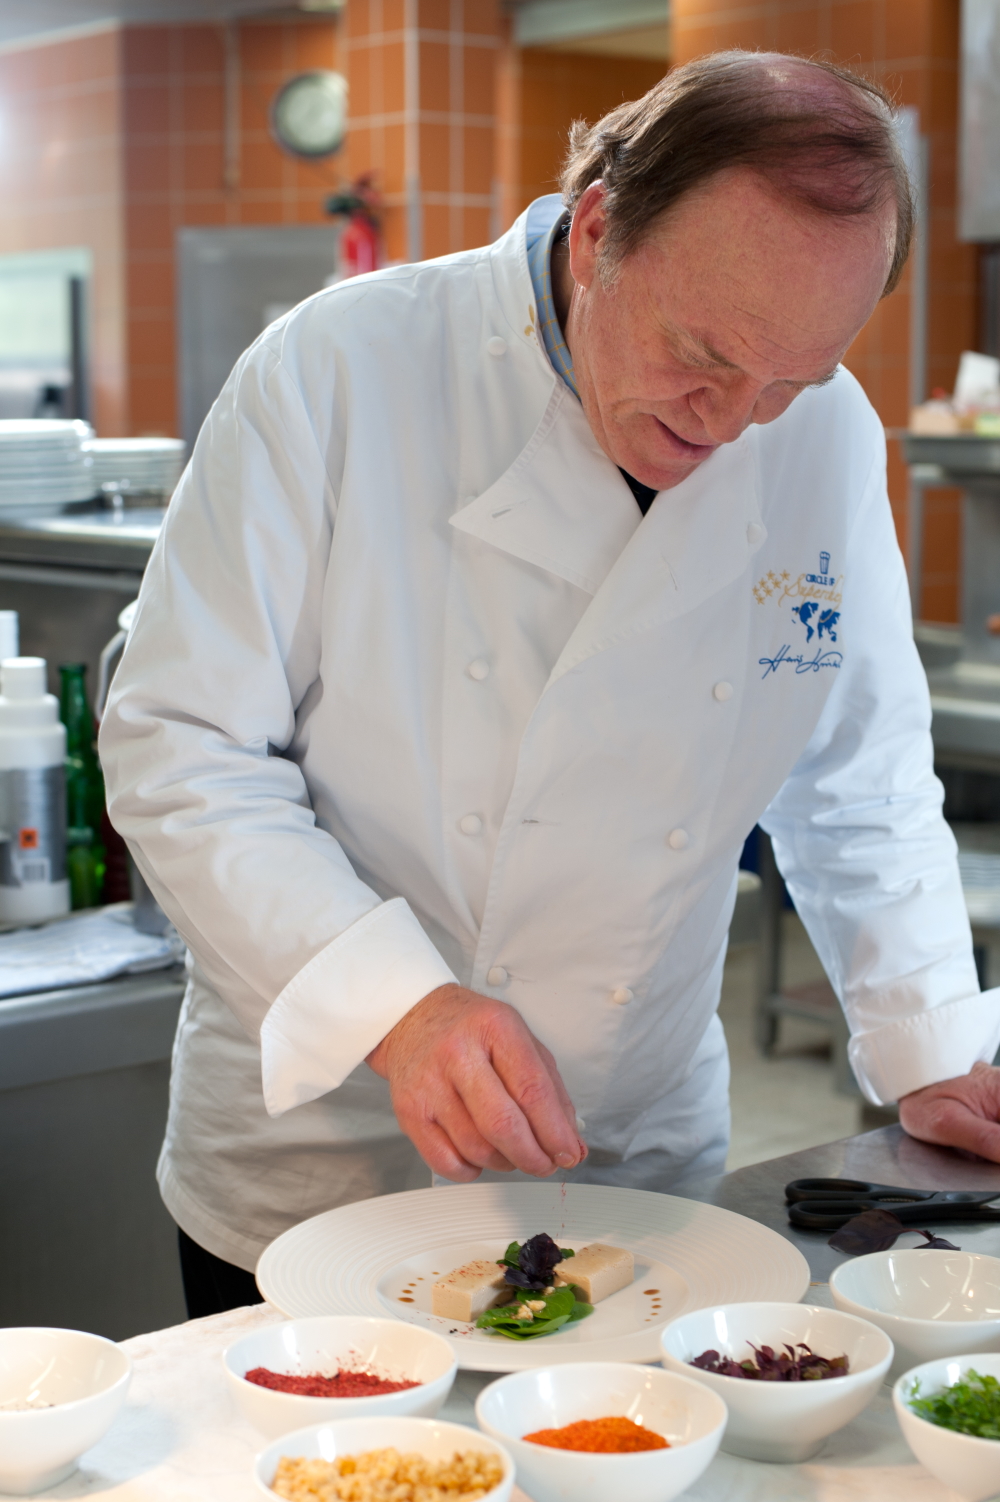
left=11, top=1299, right=956, bottom=1502
left=0, top=903, right=183, bottom=998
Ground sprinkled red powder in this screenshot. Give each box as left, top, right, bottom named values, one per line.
left=244, top=1366, right=420, bottom=1398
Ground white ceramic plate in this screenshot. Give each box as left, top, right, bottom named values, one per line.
left=256, top=1182, right=810, bottom=1372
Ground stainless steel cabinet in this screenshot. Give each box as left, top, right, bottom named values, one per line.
left=0, top=969, right=187, bottom=1339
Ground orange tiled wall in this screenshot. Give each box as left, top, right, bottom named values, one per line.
left=672, top=0, right=976, bottom=622
left=123, top=19, right=345, bottom=436
left=344, top=0, right=501, bottom=264
left=497, top=41, right=665, bottom=227
left=0, top=27, right=127, bottom=436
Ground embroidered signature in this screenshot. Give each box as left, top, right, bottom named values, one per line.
left=759, top=643, right=843, bottom=679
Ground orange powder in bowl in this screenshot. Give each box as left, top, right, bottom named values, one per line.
left=523, top=1416, right=668, bottom=1453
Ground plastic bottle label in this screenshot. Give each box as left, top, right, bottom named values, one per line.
left=0, top=767, right=67, bottom=887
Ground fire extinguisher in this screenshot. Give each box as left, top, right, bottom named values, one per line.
left=325, top=173, right=383, bottom=279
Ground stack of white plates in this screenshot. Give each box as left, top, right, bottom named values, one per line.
left=85, top=437, right=187, bottom=498
left=0, top=419, right=95, bottom=508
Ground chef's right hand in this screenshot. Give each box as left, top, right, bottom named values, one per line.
left=365, top=983, right=587, bottom=1182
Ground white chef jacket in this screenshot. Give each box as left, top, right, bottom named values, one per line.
left=101, top=197, right=1000, bottom=1270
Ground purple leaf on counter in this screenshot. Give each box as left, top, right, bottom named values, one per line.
left=828, top=1208, right=908, bottom=1254
left=916, top=1228, right=960, bottom=1250
left=828, top=1210, right=961, bottom=1255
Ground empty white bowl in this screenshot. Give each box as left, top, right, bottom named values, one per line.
left=831, top=1250, right=1000, bottom=1380
left=0, top=1327, right=131, bottom=1494
left=894, top=1352, right=1000, bottom=1501
left=254, top=1414, right=514, bottom=1500
left=475, top=1361, right=726, bottom=1502
left=224, top=1316, right=457, bottom=1439
left=660, top=1301, right=892, bottom=1463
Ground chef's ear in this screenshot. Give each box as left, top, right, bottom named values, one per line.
left=567, top=180, right=608, bottom=291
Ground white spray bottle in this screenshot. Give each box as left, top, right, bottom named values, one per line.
left=0, top=656, right=70, bottom=923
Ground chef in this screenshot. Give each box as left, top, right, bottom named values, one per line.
left=102, top=50, right=1000, bottom=1316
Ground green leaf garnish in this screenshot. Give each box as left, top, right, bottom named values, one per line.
left=476, top=1284, right=592, bottom=1340
left=909, top=1370, right=1000, bottom=1439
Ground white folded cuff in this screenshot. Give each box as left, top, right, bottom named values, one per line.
left=260, top=897, right=458, bottom=1117
left=848, top=987, right=1000, bottom=1106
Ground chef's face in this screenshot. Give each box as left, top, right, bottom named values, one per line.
left=560, top=168, right=897, bottom=492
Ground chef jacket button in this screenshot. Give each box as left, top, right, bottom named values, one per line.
left=668, top=828, right=689, bottom=850
left=487, top=965, right=508, bottom=986
left=487, top=336, right=507, bottom=358
left=459, top=813, right=483, bottom=835
left=611, top=986, right=633, bottom=1005
left=467, top=658, right=490, bottom=681
left=747, top=522, right=765, bottom=545
left=713, top=680, right=733, bottom=702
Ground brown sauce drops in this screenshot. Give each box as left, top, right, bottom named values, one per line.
left=398, top=1296, right=415, bottom=1303
left=644, top=1289, right=659, bottom=1296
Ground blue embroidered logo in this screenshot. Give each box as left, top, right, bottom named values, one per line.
left=757, top=552, right=843, bottom=678
left=791, top=601, right=840, bottom=642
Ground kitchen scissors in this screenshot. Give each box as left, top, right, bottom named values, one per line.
left=784, top=1178, right=1000, bottom=1230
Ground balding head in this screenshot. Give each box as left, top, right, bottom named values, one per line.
left=561, top=50, right=912, bottom=297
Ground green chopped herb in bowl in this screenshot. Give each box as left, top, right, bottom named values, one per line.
left=908, top=1369, right=1000, bottom=1439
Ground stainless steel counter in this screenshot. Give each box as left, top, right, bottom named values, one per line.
left=0, top=501, right=165, bottom=694
left=0, top=503, right=165, bottom=573
left=681, top=1124, right=1000, bottom=1281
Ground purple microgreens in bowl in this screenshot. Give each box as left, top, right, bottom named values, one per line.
left=827, top=1209, right=961, bottom=1256
left=499, top=1232, right=575, bottom=1292
left=690, top=1342, right=849, bottom=1381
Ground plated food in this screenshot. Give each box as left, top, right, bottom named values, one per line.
left=255, top=1180, right=811, bottom=1371
left=430, top=1231, right=634, bottom=1342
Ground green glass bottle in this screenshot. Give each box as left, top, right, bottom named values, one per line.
left=59, top=663, right=106, bottom=909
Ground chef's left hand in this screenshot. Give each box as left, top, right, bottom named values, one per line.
left=899, top=1061, right=1000, bottom=1162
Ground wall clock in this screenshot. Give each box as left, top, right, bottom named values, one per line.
left=271, top=71, right=348, bottom=159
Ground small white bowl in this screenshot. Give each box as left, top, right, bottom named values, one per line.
left=831, top=1250, right=1000, bottom=1380
left=660, top=1301, right=892, bottom=1463
left=224, top=1316, right=457, bottom=1439
left=0, top=1327, right=131, bottom=1494
left=254, top=1415, right=514, bottom=1501
left=475, top=1361, right=726, bottom=1502
left=894, top=1352, right=1000, bottom=1501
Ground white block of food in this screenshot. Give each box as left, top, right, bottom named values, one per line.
left=431, top=1259, right=514, bottom=1321
left=555, top=1243, right=633, bottom=1304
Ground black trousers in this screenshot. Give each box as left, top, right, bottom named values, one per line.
left=178, top=1227, right=265, bottom=1320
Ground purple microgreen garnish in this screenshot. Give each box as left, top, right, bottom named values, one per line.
left=502, top=1232, right=568, bottom=1291
left=828, top=1209, right=961, bottom=1256
left=690, top=1343, right=848, bottom=1381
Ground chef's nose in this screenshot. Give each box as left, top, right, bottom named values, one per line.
left=688, top=376, right=761, bottom=445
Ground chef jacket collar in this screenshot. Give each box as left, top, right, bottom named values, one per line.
left=456, top=202, right=766, bottom=646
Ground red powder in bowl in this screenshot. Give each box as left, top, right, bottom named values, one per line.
left=244, top=1366, right=420, bottom=1398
